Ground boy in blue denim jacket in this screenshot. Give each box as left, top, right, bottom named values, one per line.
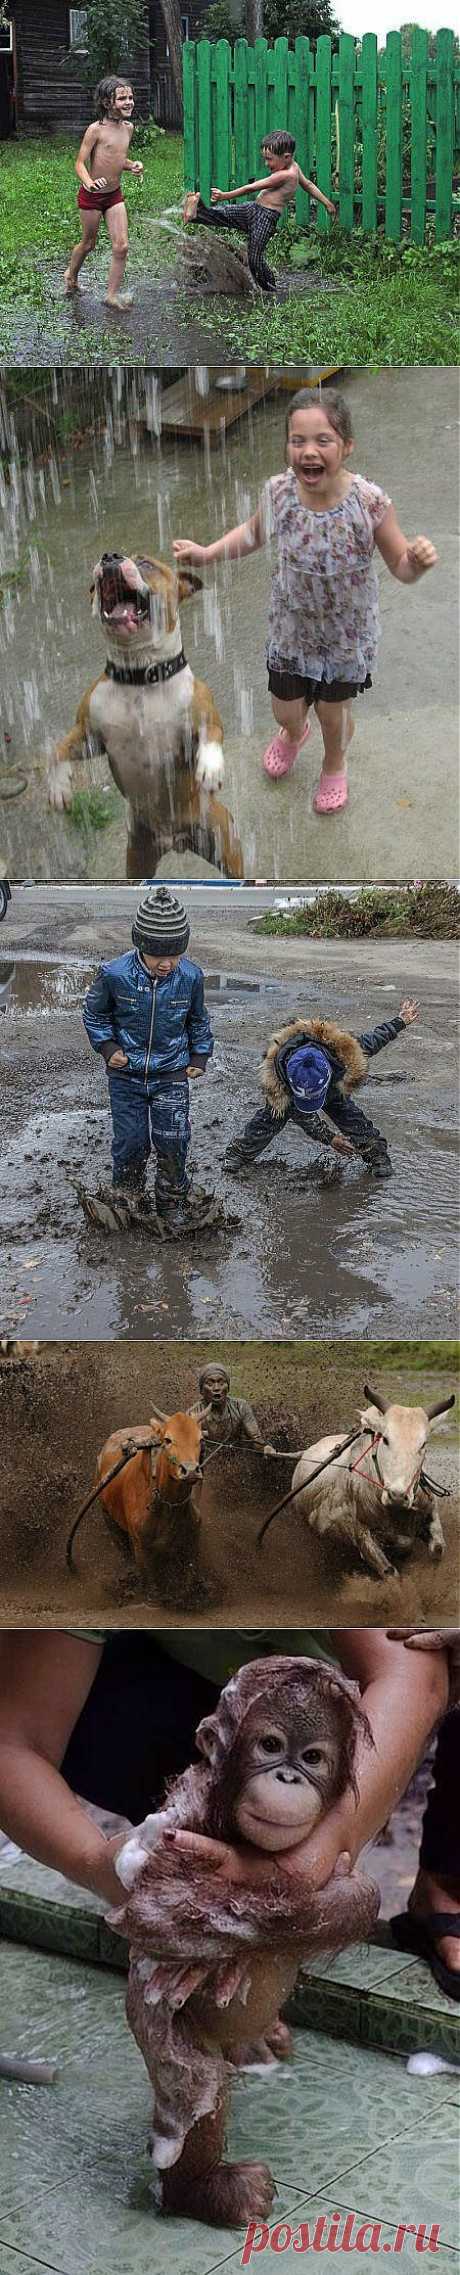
left=83, top=887, right=213, bottom=1228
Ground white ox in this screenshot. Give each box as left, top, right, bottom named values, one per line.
left=291, top=1383, right=455, bottom=1582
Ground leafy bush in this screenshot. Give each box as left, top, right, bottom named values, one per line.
left=69, top=0, right=148, bottom=94
left=199, top=1, right=242, bottom=39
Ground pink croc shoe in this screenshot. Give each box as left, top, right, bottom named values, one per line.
left=313, top=767, right=348, bottom=814
left=263, top=718, right=311, bottom=779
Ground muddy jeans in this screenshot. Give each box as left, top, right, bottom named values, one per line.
left=228, top=1096, right=391, bottom=1168
left=108, top=1070, right=191, bottom=1208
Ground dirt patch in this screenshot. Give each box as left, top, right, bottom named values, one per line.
left=0, top=1342, right=457, bottom=1628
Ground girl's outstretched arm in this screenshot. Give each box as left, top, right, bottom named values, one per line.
left=375, top=505, right=438, bottom=582
left=173, top=506, right=264, bottom=570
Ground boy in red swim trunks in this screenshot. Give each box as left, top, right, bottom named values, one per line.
left=64, top=75, right=143, bottom=310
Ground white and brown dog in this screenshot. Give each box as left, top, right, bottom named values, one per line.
left=47, top=551, right=243, bottom=877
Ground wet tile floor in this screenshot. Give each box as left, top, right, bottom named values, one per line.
left=0, top=1939, right=459, bottom=2275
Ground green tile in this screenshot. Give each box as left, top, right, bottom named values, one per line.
left=314, top=2118, right=459, bottom=2251
left=301, top=1940, right=423, bottom=1989
left=0, top=2254, right=76, bottom=2275
left=0, top=2179, right=311, bottom=2275
left=360, top=1993, right=460, bottom=2064
left=221, top=2200, right=460, bottom=2275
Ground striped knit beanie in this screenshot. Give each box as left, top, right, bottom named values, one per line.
left=132, top=886, right=190, bottom=958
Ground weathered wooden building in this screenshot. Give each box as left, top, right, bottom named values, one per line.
left=1, top=2, right=214, bottom=134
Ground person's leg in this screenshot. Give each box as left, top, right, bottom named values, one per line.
left=246, top=207, right=278, bottom=290
left=312, top=698, right=354, bottom=813
left=188, top=197, right=252, bottom=236
left=62, top=1634, right=219, bottom=1822
left=65, top=210, right=100, bottom=292
left=149, top=1082, right=191, bottom=1219
left=327, top=1092, right=393, bottom=1178
left=108, top=1070, right=151, bottom=1189
left=105, top=199, right=131, bottom=307
left=225, top=1102, right=291, bottom=1172
left=263, top=694, right=312, bottom=780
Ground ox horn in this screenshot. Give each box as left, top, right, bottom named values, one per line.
left=188, top=1401, right=213, bottom=1422
left=426, top=1393, right=456, bottom=1421
left=149, top=1403, right=168, bottom=1422
left=363, top=1383, right=388, bottom=1415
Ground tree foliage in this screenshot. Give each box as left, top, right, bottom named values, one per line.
left=262, top=0, right=340, bottom=42
left=72, top=0, right=149, bottom=91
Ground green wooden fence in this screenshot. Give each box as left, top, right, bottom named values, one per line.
left=183, top=29, right=460, bottom=243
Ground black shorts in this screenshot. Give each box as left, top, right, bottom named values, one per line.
left=268, top=666, right=372, bottom=703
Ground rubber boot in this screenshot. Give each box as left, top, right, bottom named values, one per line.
left=362, top=1146, right=393, bottom=1181
left=224, top=1145, right=252, bottom=1174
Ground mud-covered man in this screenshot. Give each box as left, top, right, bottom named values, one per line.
left=198, top=1363, right=276, bottom=1457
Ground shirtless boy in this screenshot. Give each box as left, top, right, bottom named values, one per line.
left=183, top=128, right=336, bottom=292
left=64, top=75, right=143, bottom=310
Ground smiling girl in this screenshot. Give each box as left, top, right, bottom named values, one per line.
left=173, top=388, right=438, bottom=815
left=64, top=76, right=143, bottom=311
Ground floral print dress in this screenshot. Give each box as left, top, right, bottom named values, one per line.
left=260, top=470, right=392, bottom=686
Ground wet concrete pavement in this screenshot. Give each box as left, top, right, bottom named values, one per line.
left=1, top=367, right=458, bottom=882
left=1, top=896, right=457, bottom=1342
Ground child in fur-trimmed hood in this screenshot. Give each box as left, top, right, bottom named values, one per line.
left=224, top=1001, right=419, bottom=1182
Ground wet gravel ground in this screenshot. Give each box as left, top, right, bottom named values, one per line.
left=0, top=932, right=458, bottom=1342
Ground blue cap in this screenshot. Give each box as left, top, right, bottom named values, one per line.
left=284, top=1044, right=331, bottom=1112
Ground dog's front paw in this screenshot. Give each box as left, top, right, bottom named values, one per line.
left=196, top=740, right=224, bottom=793
left=47, top=760, right=73, bottom=810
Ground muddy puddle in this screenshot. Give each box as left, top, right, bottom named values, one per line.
left=1, top=953, right=458, bottom=1342
left=0, top=1343, right=457, bottom=1627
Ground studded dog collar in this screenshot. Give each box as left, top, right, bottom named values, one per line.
left=105, top=649, right=187, bottom=687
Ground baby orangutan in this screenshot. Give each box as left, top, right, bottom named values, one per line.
left=112, top=1657, right=379, bottom=2226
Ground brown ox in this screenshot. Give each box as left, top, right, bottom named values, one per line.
left=66, top=1403, right=211, bottom=1578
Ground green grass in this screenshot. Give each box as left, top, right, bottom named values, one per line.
left=0, top=132, right=458, bottom=364
left=255, top=884, right=460, bottom=942
left=0, top=130, right=183, bottom=356
left=195, top=223, right=460, bottom=366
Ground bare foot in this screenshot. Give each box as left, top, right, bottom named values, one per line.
left=410, top=1870, right=460, bottom=1973
left=64, top=268, right=79, bottom=294
left=104, top=291, right=133, bottom=310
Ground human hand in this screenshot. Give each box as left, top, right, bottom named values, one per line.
left=328, top=201, right=338, bottom=219
left=186, top=1064, right=205, bottom=1079
left=173, top=538, right=208, bottom=566
left=92, top=176, right=108, bottom=191
left=107, top=1047, right=129, bottom=1069
left=263, top=1442, right=277, bottom=1457
left=331, top=1133, right=354, bottom=1155
left=211, top=186, right=222, bottom=201
left=399, top=999, right=419, bottom=1025
left=406, top=537, right=438, bottom=578
left=387, top=1630, right=460, bottom=1706
left=130, top=161, right=143, bottom=176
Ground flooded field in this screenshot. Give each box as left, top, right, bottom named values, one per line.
left=0, top=1340, right=458, bottom=1628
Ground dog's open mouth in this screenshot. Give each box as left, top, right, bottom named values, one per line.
left=98, top=556, right=151, bottom=637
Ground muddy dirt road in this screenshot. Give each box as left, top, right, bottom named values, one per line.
left=1, top=902, right=457, bottom=1341
left=0, top=1341, right=457, bottom=1627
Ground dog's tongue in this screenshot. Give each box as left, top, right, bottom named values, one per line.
left=110, top=602, right=139, bottom=632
